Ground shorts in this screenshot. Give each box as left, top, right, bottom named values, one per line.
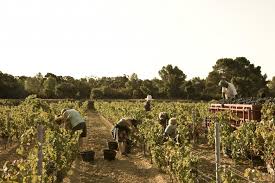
left=117, top=130, right=128, bottom=142
left=72, top=122, right=87, bottom=137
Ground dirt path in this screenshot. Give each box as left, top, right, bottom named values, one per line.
left=64, top=112, right=169, bottom=183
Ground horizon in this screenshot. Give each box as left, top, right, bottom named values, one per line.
left=0, top=57, right=272, bottom=81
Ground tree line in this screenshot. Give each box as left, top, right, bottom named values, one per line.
left=1, top=57, right=274, bottom=100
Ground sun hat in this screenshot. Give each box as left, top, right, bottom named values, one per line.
left=145, top=95, right=153, bottom=101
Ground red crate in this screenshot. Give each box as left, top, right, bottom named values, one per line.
left=208, top=104, right=262, bottom=127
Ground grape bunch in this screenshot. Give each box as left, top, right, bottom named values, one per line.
left=218, top=97, right=275, bottom=105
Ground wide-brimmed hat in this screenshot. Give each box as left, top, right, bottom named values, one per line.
left=145, top=95, right=153, bottom=101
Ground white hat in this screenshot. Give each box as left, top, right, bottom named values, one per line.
left=145, top=95, right=153, bottom=101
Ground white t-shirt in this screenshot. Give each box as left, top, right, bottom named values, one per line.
left=164, top=124, right=177, bottom=138
left=222, top=83, right=237, bottom=99
left=64, top=109, right=85, bottom=128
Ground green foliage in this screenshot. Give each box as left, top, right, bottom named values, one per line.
left=43, top=76, right=57, bottom=98
left=55, top=82, right=77, bottom=98
left=1, top=57, right=272, bottom=100
left=220, top=165, right=242, bottom=183
left=207, top=111, right=233, bottom=148
left=0, top=71, right=27, bottom=98
left=158, top=64, right=186, bottom=98
left=268, top=76, right=275, bottom=97
left=24, top=75, right=43, bottom=96
left=96, top=101, right=209, bottom=182
left=229, top=121, right=261, bottom=160
left=206, top=104, right=275, bottom=175
left=0, top=96, right=85, bottom=182
left=205, top=57, right=268, bottom=98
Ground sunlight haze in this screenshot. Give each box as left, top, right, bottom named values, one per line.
left=0, top=0, right=274, bottom=79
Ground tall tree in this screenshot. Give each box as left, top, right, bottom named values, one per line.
left=55, top=82, right=77, bottom=99
left=125, top=73, right=143, bottom=98
left=43, top=76, right=57, bottom=98
left=268, top=76, right=275, bottom=97
left=158, top=65, right=186, bottom=98
left=205, top=57, right=268, bottom=98
left=0, top=72, right=26, bottom=98
left=140, top=79, right=159, bottom=98
left=183, top=77, right=206, bottom=100
left=75, top=78, right=91, bottom=99
left=24, top=76, right=43, bottom=96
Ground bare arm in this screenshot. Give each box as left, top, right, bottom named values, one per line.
left=222, top=92, right=225, bottom=99
left=55, top=115, right=65, bottom=125
left=55, top=112, right=71, bottom=129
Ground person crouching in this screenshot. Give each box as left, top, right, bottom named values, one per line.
left=164, top=118, right=178, bottom=142
left=113, top=118, right=138, bottom=156
left=158, top=112, right=169, bottom=130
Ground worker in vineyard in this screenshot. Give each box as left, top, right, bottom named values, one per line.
left=55, top=108, right=87, bottom=149
left=218, top=80, right=237, bottom=99
left=158, top=112, right=169, bottom=130
left=112, top=118, right=139, bottom=156
left=144, top=95, right=153, bottom=111
left=164, top=117, right=178, bottom=142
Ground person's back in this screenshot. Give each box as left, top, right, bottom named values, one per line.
left=144, top=101, right=151, bottom=111
left=56, top=108, right=87, bottom=152
left=159, top=112, right=169, bottom=129
left=113, top=118, right=136, bottom=156
left=164, top=118, right=177, bottom=139
left=219, top=80, right=237, bottom=99
left=116, top=118, right=131, bottom=132
left=64, top=109, right=85, bottom=128
left=222, top=82, right=237, bottom=99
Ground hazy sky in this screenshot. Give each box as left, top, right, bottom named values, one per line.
left=0, top=0, right=274, bottom=80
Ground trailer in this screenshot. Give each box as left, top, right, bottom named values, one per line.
left=208, top=103, right=262, bottom=127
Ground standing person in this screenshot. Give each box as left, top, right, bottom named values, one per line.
left=158, top=112, right=169, bottom=130
left=164, top=118, right=178, bottom=142
left=144, top=95, right=153, bottom=111
left=218, top=80, right=237, bottom=99
left=55, top=108, right=87, bottom=150
left=112, top=118, right=138, bottom=156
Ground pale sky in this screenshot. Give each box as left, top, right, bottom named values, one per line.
left=0, top=0, right=274, bottom=80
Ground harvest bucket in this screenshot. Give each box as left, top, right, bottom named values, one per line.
left=107, top=141, right=118, bottom=151
left=80, top=150, right=95, bottom=162
left=103, top=149, right=116, bottom=161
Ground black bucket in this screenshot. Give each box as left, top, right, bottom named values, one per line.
left=103, top=149, right=116, bottom=161
left=108, top=141, right=118, bottom=151
left=80, top=150, right=95, bottom=162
